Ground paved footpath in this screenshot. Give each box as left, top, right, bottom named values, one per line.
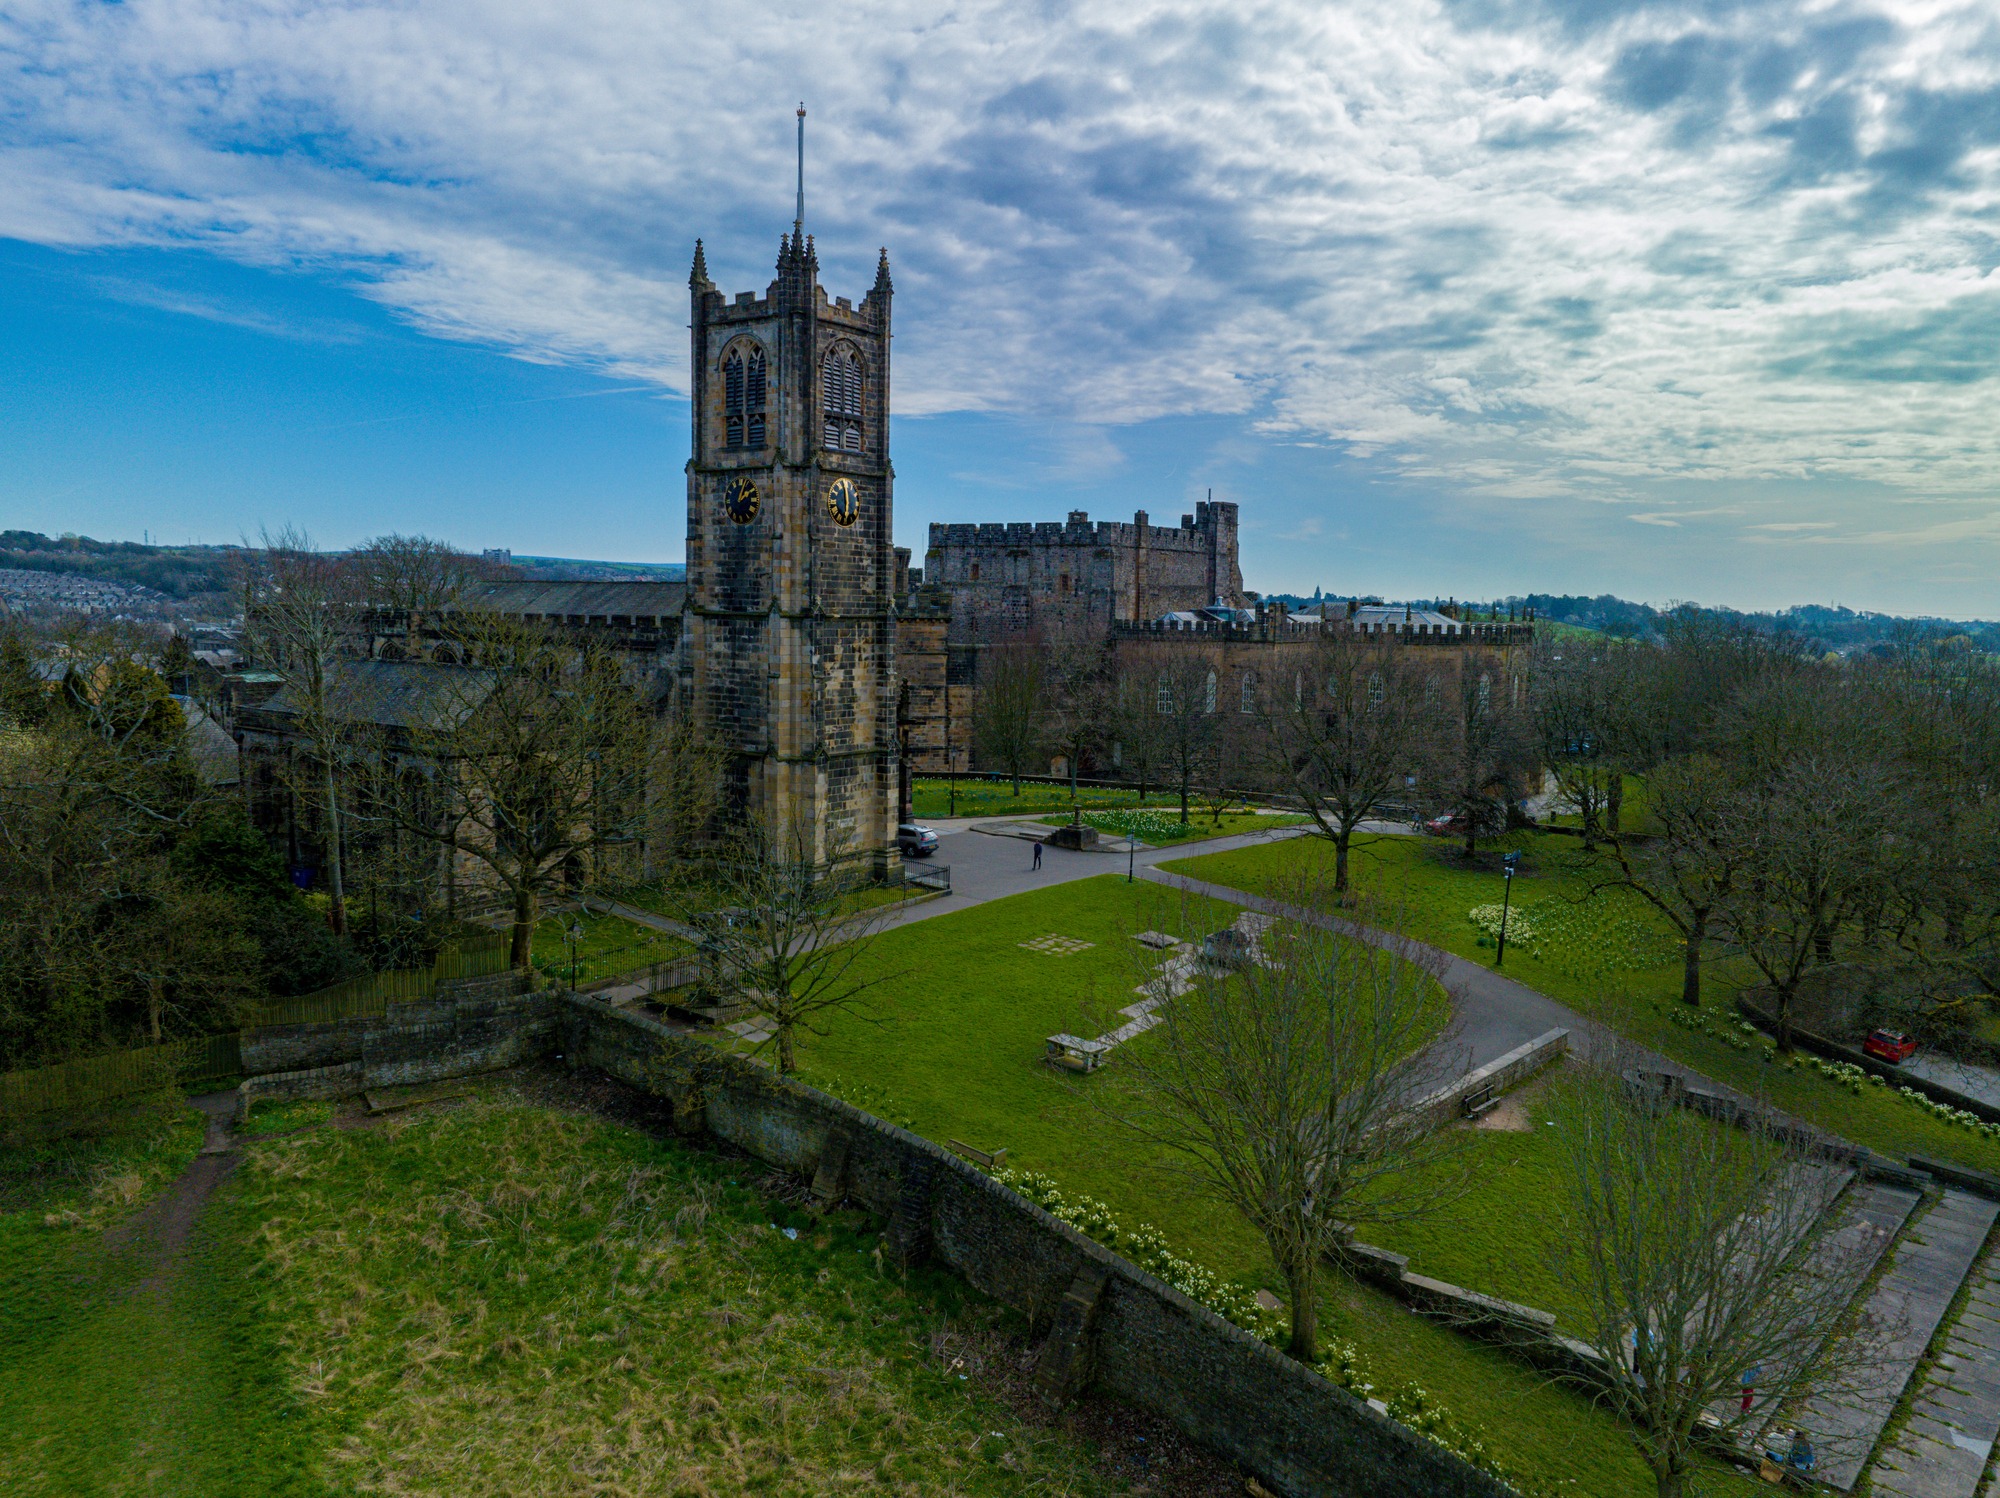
left=1868, top=1196, right=2000, bottom=1498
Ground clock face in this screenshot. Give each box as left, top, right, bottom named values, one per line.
left=723, top=475, right=760, bottom=525
left=825, top=477, right=860, bottom=528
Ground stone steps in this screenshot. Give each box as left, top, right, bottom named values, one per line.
left=1772, top=1182, right=1973, bottom=1488
left=1859, top=1191, right=2000, bottom=1498
left=1726, top=1176, right=1916, bottom=1444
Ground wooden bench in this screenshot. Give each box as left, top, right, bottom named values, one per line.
left=1045, top=1034, right=1110, bottom=1073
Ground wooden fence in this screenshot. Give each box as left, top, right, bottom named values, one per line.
left=1, top=934, right=512, bottom=1121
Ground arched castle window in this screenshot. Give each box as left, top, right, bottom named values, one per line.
left=1156, top=674, right=1172, bottom=715
left=723, top=346, right=766, bottom=450
left=823, top=347, right=863, bottom=453
left=1478, top=673, right=1492, bottom=712
left=1240, top=671, right=1257, bottom=713
left=1367, top=671, right=1384, bottom=709
left=1203, top=670, right=1217, bottom=715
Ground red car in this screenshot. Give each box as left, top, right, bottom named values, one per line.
left=1862, top=1029, right=1918, bottom=1064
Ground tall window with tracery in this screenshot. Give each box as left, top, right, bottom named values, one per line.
left=723, top=347, right=767, bottom=450
left=823, top=348, right=863, bottom=453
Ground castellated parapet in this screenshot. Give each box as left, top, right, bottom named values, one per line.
left=925, top=502, right=1245, bottom=643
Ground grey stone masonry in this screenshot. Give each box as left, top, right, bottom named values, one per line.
left=1797, top=1188, right=1998, bottom=1490
left=1861, top=1192, right=2000, bottom=1498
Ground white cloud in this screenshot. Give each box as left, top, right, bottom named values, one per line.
left=4, top=0, right=2000, bottom=535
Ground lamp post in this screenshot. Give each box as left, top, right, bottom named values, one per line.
left=565, top=917, right=584, bottom=991
left=1495, top=852, right=1520, bottom=967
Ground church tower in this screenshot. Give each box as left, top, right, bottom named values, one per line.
left=683, top=162, right=900, bottom=873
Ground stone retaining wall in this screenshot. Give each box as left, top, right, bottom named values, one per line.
left=1734, top=994, right=2000, bottom=1126
left=559, top=993, right=1512, bottom=1498
left=236, top=974, right=555, bottom=1113
left=1409, top=1028, right=1569, bottom=1133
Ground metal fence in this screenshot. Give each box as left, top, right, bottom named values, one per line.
left=905, top=862, right=951, bottom=894
left=1, top=1031, right=244, bottom=1121
left=0, top=934, right=514, bottom=1122
left=246, top=933, right=513, bottom=1029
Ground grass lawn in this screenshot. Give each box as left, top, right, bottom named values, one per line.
left=773, top=874, right=1750, bottom=1497
left=1164, top=830, right=2000, bottom=1178
left=1035, top=806, right=1309, bottom=846
left=911, top=778, right=1168, bottom=821
left=0, top=1088, right=1176, bottom=1497
left=528, top=906, right=690, bottom=986
left=0, top=1099, right=319, bottom=1497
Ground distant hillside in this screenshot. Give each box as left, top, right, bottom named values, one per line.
left=0, top=531, right=240, bottom=617
left=1264, top=589, right=2000, bottom=655
left=507, top=555, right=685, bottom=583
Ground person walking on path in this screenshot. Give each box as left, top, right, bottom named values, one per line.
left=1032, top=839, right=1043, bottom=870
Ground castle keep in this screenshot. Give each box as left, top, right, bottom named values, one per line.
left=681, top=227, right=901, bottom=870
left=925, top=502, right=1245, bottom=643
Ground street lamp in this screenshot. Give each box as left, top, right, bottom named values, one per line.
left=1495, top=851, right=1520, bottom=967
left=565, top=917, right=585, bottom=991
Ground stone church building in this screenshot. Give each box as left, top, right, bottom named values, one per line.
left=681, top=228, right=905, bottom=873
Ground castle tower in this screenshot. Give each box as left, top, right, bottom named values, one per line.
left=683, top=224, right=901, bottom=874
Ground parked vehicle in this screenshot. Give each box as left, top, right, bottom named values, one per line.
left=897, top=822, right=939, bottom=858
left=1423, top=812, right=1469, bottom=837
left=1862, top=1029, right=1918, bottom=1064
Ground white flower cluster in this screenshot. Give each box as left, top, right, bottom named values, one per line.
left=989, top=1167, right=1548, bottom=1497
left=1898, top=1086, right=2000, bottom=1142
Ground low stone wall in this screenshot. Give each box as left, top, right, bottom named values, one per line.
left=559, top=994, right=1512, bottom=1498
left=239, top=1060, right=366, bottom=1113
left=1335, top=1240, right=1606, bottom=1387
left=1734, top=994, right=2000, bottom=1126
left=1410, top=1028, right=1569, bottom=1133
left=236, top=975, right=556, bottom=1115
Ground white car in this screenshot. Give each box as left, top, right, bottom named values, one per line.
left=897, top=822, right=939, bottom=857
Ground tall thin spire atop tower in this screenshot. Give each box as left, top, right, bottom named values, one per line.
left=794, top=103, right=806, bottom=236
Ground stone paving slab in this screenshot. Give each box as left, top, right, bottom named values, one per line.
left=1773, top=1180, right=1928, bottom=1487
left=1878, top=1211, right=2000, bottom=1498
left=1810, top=1189, right=2000, bottom=1493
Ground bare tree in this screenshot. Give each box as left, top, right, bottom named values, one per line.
left=1700, top=674, right=1894, bottom=1049
left=1112, top=882, right=1460, bottom=1362
left=1039, top=613, right=1111, bottom=810
left=350, top=533, right=494, bottom=618
left=1109, top=656, right=1168, bottom=802
left=676, top=814, right=904, bottom=1074
left=1138, top=643, right=1221, bottom=825
left=391, top=616, right=722, bottom=968
left=1259, top=636, right=1429, bottom=893
left=1550, top=1066, right=1887, bottom=1498
left=973, top=639, right=1043, bottom=795
left=246, top=527, right=361, bottom=935
left=1601, top=754, right=1746, bottom=1006
left=1529, top=634, right=1622, bottom=848
left=1426, top=649, right=1533, bottom=860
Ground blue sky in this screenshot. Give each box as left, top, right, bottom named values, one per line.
left=4, top=0, right=1999, bottom=615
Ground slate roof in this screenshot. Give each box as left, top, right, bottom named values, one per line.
left=170, top=695, right=240, bottom=786
left=466, top=580, right=686, bottom=621
left=257, top=659, right=499, bottom=731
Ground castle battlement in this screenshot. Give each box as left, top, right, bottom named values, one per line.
left=924, top=502, right=1244, bottom=644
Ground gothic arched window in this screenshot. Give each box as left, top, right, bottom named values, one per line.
left=723, top=346, right=766, bottom=450
left=1240, top=671, right=1257, bottom=713
left=1203, top=670, right=1218, bottom=715
left=823, top=347, right=863, bottom=453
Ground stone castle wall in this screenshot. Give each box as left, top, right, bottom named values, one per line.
left=926, top=501, right=1245, bottom=644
